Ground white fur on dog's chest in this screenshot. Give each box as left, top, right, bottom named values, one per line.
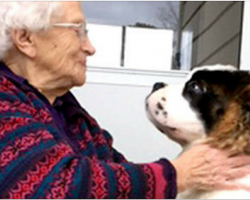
left=178, top=175, right=250, bottom=199
left=179, top=188, right=250, bottom=199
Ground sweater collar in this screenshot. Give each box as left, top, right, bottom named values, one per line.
left=0, top=61, right=84, bottom=119
left=0, top=61, right=27, bottom=85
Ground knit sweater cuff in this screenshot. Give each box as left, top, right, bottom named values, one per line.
left=156, top=158, right=177, bottom=199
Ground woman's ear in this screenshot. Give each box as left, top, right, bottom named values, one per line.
left=10, top=29, right=37, bottom=58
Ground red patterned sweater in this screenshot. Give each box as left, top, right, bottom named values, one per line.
left=0, top=62, right=177, bottom=199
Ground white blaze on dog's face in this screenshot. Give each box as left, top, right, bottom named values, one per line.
left=146, top=64, right=237, bottom=147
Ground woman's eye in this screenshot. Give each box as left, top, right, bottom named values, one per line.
left=74, top=29, right=80, bottom=36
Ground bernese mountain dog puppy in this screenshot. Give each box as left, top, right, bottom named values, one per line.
left=146, top=64, right=250, bottom=199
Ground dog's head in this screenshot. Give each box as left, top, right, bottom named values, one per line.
left=146, top=65, right=250, bottom=153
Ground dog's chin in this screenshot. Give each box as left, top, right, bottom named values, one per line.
left=147, top=114, right=190, bottom=146
left=150, top=117, right=205, bottom=148
left=157, top=125, right=191, bottom=147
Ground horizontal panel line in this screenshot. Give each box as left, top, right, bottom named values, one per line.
left=85, top=81, right=153, bottom=88
left=87, top=66, right=189, bottom=77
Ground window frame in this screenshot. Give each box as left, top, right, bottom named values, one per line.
left=240, top=2, right=250, bottom=70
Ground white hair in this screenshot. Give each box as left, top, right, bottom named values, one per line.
left=0, top=2, right=61, bottom=60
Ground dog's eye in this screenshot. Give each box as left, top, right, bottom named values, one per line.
left=187, top=81, right=204, bottom=93
left=189, top=81, right=199, bottom=90
left=192, top=84, right=200, bottom=91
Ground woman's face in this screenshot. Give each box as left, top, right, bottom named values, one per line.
left=34, top=2, right=95, bottom=90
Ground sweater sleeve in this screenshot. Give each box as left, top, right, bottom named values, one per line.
left=0, top=83, right=177, bottom=199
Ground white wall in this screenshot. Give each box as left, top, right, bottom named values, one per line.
left=71, top=67, right=187, bottom=163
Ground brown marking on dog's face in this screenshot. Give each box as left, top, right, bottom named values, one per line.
left=183, top=70, right=250, bottom=130
left=207, top=85, right=250, bottom=155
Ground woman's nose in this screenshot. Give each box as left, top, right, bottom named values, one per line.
left=82, top=37, right=96, bottom=56
left=152, top=82, right=167, bottom=92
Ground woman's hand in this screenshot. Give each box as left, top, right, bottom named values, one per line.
left=171, top=144, right=250, bottom=193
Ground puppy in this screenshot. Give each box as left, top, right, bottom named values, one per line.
left=145, top=64, right=250, bottom=199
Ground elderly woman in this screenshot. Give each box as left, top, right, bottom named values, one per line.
left=0, top=1, right=250, bottom=199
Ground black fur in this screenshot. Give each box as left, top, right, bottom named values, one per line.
left=182, top=70, right=250, bottom=133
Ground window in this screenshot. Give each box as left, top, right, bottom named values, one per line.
left=82, top=1, right=244, bottom=72
left=82, top=1, right=180, bottom=71
left=240, top=1, right=250, bottom=70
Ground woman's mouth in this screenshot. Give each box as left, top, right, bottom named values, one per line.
left=78, top=60, right=86, bottom=66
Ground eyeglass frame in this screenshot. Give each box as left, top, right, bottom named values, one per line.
left=52, top=22, right=88, bottom=39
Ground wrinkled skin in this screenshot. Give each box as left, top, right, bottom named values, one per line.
left=172, top=143, right=250, bottom=193
left=5, top=2, right=95, bottom=104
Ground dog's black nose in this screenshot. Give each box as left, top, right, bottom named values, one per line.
left=152, top=82, right=167, bottom=92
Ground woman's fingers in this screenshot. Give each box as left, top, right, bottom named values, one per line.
left=227, top=155, right=250, bottom=168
